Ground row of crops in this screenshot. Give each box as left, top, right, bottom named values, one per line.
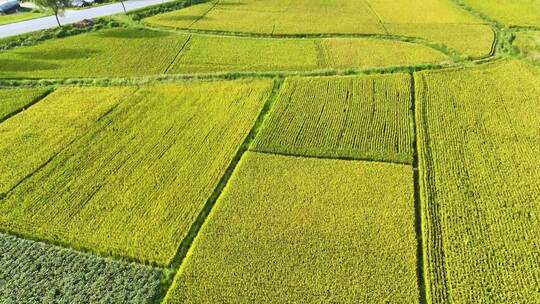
left=252, top=73, right=414, bottom=164
left=0, top=58, right=539, bottom=302
left=0, top=28, right=454, bottom=79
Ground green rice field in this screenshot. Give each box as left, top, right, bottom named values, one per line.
left=0, top=0, right=538, bottom=302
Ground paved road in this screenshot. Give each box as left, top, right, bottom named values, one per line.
left=0, top=0, right=171, bottom=39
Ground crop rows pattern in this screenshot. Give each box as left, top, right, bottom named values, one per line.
left=0, top=86, right=135, bottom=196
left=253, top=74, right=413, bottom=163
left=416, top=60, right=540, bottom=303
left=0, top=80, right=273, bottom=266
left=165, top=152, right=418, bottom=303
left=0, top=233, right=162, bottom=303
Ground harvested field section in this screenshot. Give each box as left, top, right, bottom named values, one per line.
left=0, top=80, right=273, bottom=266
left=0, top=87, right=50, bottom=121
left=416, top=60, right=540, bottom=303
left=0, top=233, right=162, bottom=303
left=0, top=28, right=190, bottom=78
left=252, top=74, right=413, bottom=163
left=165, top=152, right=418, bottom=303
left=0, top=87, right=134, bottom=195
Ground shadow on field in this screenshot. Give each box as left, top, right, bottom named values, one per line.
left=0, top=59, right=59, bottom=72
left=97, top=28, right=172, bottom=39
left=17, top=48, right=101, bottom=60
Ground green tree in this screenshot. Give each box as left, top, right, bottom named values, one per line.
left=33, top=0, right=71, bottom=26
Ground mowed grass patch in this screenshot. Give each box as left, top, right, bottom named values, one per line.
left=0, top=86, right=135, bottom=196
left=0, top=87, right=50, bottom=121
left=145, top=0, right=493, bottom=58
left=0, top=27, right=190, bottom=78
left=165, top=152, right=418, bottom=303
left=167, top=35, right=449, bottom=74
left=0, top=233, right=162, bottom=303
left=0, top=11, right=48, bottom=25
left=462, top=0, right=540, bottom=27
left=416, top=60, right=540, bottom=303
left=252, top=74, right=413, bottom=163
left=0, top=80, right=273, bottom=266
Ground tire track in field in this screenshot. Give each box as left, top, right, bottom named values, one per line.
left=413, top=73, right=450, bottom=304
left=163, top=34, right=192, bottom=74
left=410, top=73, right=428, bottom=304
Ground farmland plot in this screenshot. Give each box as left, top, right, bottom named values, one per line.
left=168, top=35, right=448, bottom=74
left=0, top=28, right=190, bottom=78
left=416, top=60, right=540, bottom=303
left=462, top=0, right=540, bottom=27
left=0, top=87, right=50, bottom=121
left=165, top=152, right=418, bottom=303
left=0, top=87, right=135, bottom=195
left=0, top=80, right=273, bottom=266
left=252, top=74, right=413, bottom=163
left=145, top=0, right=494, bottom=58
left=0, top=233, right=162, bottom=303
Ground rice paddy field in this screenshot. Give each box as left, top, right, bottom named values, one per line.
left=145, top=0, right=496, bottom=58
left=165, top=152, right=419, bottom=303
left=252, top=73, right=414, bottom=164
left=0, top=0, right=538, bottom=303
left=416, top=60, right=540, bottom=303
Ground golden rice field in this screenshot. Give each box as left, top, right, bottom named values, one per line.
left=165, top=152, right=419, bottom=303
left=0, top=0, right=538, bottom=303
left=252, top=73, right=414, bottom=163
left=0, top=80, right=273, bottom=266
left=145, top=0, right=495, bottom=58
left=416, top=60, right=540, bottom=303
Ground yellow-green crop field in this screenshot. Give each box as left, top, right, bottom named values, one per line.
left=0, top=80, right=273, bottom=266
left=0, top=87, right=50, bottom=121
left=252, top=74, right=413, bottom=163
left=416, top=60, right=540, bottom=303
left=0, top=87, right=135, bottom=195
left=145, top=0, right=495, bottom=58
left=0, top=28, right=449, bottom=78
left=462, top=0, right=540, bottom=27
left=1, top=0, right=539, bottom=302
left=164, top=152, right=419, bottom=303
